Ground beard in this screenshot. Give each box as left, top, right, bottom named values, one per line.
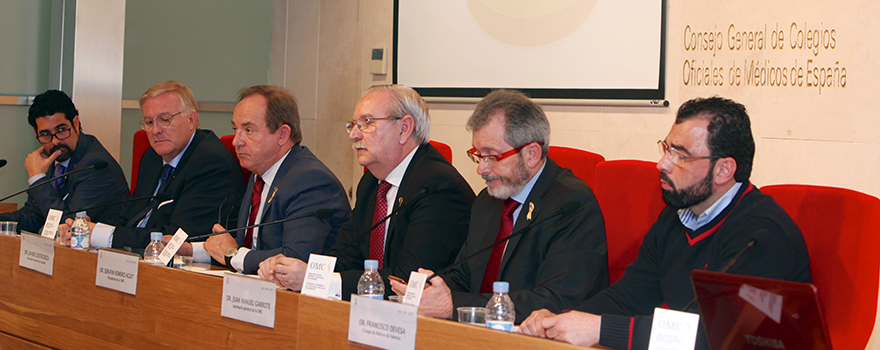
left=484, top=156, right=531, bottom=199
left=50, top=144, right=73, bottom=162
left=660, top=168, right=713, bottom=209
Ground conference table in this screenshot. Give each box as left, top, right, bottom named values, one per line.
left=0, top=233, right=592, bottom=349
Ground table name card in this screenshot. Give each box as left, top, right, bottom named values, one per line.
left=221, top=273, right=277, bottom=328
left=95, top=249, right=140, bottom=295
left=19, top=233, right=54, bottom=275
left=301, top=254, right=337, bottom=298
left=348, top=294, right=417, bottom=350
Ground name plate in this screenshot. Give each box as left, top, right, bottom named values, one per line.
left=348, top=295, right=417, bottom=350
left=19, top=233, right=55, bottom=275
left=95, top=249, right=140, bottom=295
left=40, top=209, right=63, bottom=239
left=647, top=307, right=700, bottom=350
left=301, top=254, right=337, bottom=298
left=158, top=228, right=188, bottom=266
left=221, top=273, right=276, bottom=328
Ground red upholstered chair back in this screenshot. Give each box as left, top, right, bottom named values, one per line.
left=593, top=160, right=666, bottom=284
left=219, top=135, right=252, bottom=180
left=429, top=140, right=453, bottom=164
left=130, top=130, right=151, bottom=194
left=761, top=184, right=880, bottom=350
left=548, top=146, right=605, bottom=188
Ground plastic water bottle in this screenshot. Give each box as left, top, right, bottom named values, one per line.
left=69, top=211, right=91, bottom=249
left=485, top=281, right=515, bottom=332
left=357, top=259, right=385, bottom=299
left=143, top=232, right=166, bottom=266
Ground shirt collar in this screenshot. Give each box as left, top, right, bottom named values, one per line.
left=382, top=145, right=419, bottom=188
left=509, top=160, right=546, bottom=205
left=257, top=148, right=291, bottom=187
left=56, top=158, right=71, bottom=169
left=678, top=182, right=743, bottom=230
left=163, top=131, right=196, bottom=168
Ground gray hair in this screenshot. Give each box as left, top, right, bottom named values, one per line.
left=466, top=89, right=550, bottom=157
left=364, top=84, right=430, bottom=144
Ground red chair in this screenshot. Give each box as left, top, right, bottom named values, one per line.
left=131, top=130, right=151, bottom=194
left=762, top=184, right=880, bottom=350
left=429, top=140, right=453, bottom=164
left=548, top=146, right=605, bottom=188
left=593, top=160, right=665, bottom=284
left=219, top=135, right=252, bottom=180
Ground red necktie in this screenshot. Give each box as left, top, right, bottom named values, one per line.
left=480, top=198, right=519, bottom=293
left=243, top=176, right=264, bottom=249
left=369, top=181, right=393, bottom=269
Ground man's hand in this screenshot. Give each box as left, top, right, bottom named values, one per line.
left=164, top=235, right=193, bottom=256
left=55, top=216, right=95, bottom=247
left=25, top=148, right=60, bottom=178
left=412, top=268, right=453, bottom=319
left=262, top=256, right=307, bottom=291
left=389, top=276, right=408, bottom=296
left=521, top=310, right=602, bottom=347
left=204, top=224, right=238, bottom=265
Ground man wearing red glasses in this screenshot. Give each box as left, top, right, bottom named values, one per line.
left=391, top=89, right=608, bottom=323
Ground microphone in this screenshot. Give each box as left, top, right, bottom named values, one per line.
left=682, top=229, right=769, bottom=312
left=0, top=161, right=109, bottom=203
left=0, top=159, right=6, bottom=168
left=332, top=188, right=431, bottom=257
left=62, top=193, right=171, bottom=216
left=424, top=201, right=581, bottom=284
left=185, top=208, right=335, bottom=241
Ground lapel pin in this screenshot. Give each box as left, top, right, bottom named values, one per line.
left=267, top=186, right=279, bottom=205
left=527, top=202, right=535, bottom=220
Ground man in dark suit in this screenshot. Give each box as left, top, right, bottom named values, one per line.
left=180, top=85, right=350, bottom=274
left=59, top=81, right=244, bottom=250
left=258, top=84, right=475, bottom=299
left=0, top=90, right=129, bottom=233
left=391, top=90, right=608, bottom=323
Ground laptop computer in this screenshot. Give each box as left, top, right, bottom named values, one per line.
left=691, top=270, right=832, bottom=350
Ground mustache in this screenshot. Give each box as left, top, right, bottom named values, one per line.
left=351, top=141, right=366, bottom=150
left=482, top=175, right=502, bottom=182
left=50, top=144, right=72, bottom=154
left=659, top=172, right=675, bottom=190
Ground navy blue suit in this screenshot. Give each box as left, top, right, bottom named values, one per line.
left=235, top=145, right=351, bottom=274
left=0, top=134, right=130, bottom=233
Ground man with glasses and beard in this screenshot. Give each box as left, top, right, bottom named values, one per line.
left=0, top=90, right=129, bottom=233
left=519, top=97, right=811, bottom=350
left=390, top=89, right=608, bottom=323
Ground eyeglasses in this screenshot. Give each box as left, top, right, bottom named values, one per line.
left=140, top=111, right=182, bottom=130
left=36, top=125, right=73, bottom=144
left=467, top=142, right=545, bottom=164
left=657, top=140, right=720, bottom=166
left=344, top=117, right=402, bottom=133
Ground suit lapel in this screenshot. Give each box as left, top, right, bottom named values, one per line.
left=384, top=145, right=430, bottom=262
left=497, top=159, right=560, bottom=277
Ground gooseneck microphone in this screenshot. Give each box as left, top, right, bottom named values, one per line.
left=424, top=201, right=581, bottom=284
left=682, top=228, right=769, bottom=312
left=332, top=188, right=431, bottom=256
left=0, top=161, right=109, bottom=203
left=62, top=193, right=172, bottom=217
left=185, top=208, right=335, bottom=242
left=0, top=159, right=7, bottom=168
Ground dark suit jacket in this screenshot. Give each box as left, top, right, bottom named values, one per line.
left=109, top=129, right=244, bottom=249
left=442, top=158, right=609, bottom=323
left=235, top=145, right=351, bottom=274
left=329, top=143, right=475, bottom=299
left=0, top=134, right=130, bottom=233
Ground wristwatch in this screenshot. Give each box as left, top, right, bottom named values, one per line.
left=224, top=247, right=238, bottom=272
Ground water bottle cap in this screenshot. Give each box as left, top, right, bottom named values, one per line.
left=364, top=259, right=378, bottom=269
left=493, top=281, right=509, bottom=293
left=75, top=211, right=87, bottom=218
left=150, top=232, right=162, bottom=240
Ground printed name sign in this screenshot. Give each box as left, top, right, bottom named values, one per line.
left=348, top=295, right=417, bottom=350
left=648, top=307, right=700, bottom=350
left=19, top=233, right=55, bottom=275
left=221, top=273, right=277, bottom=328
left=302, top=254, right=337, bottom=298
left=95, top=249, right=140, bottom=295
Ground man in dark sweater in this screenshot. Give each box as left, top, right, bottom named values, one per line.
left=520, top=97, right=811, bottom=350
